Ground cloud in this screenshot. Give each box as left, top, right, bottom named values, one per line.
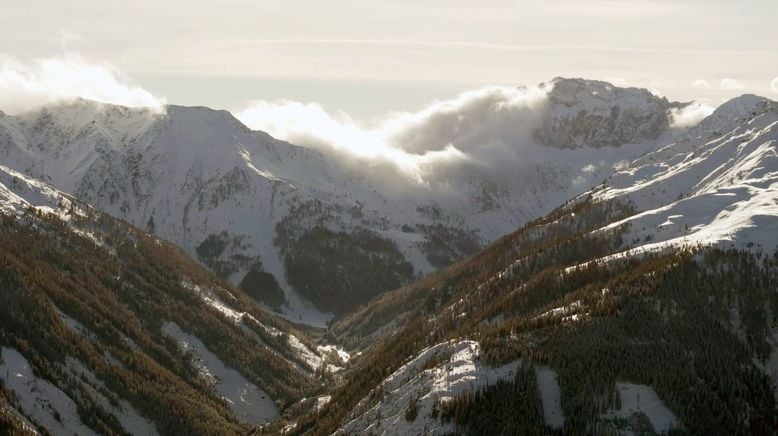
left=691, top=79, right=712, bottom=90
left=0, top=53, right=165, bottom=114
left=718, top=78, right=745, bottom=91
left=235, top=85, right=550, bottom=179
left=771, top=77, right=778, bottom=94
left=670, top=101, right=715, bottom=128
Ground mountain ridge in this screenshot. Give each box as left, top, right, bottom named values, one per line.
left=0, top=77, right=694, bottom=323
left=288, top=96, right=778, bottom=434
left=1, top=79, right=778, bottom=435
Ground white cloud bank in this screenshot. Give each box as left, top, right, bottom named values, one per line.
left=0, top=53, right=164, bottom=114
left=235, top=86, right=550, bottom=178
left=771, top=77, right=778, bottom=94
left=670, top=102, right=715, bottom=128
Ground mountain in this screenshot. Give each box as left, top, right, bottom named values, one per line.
left=534, top=77, right=673, bottom=148
left=0, top=78, right=680, bottom=323
left=282, top=95, right=778, bottom=435
left=0, top=165, right=348, bottom=435
left=593, top=97, right=778, bottom=254
left=2, top=83, right=778, bottom=435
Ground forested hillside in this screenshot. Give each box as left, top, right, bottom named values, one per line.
left=0, top=166, right=334, bottom=435
left=284, top=194, right=778, bottom=435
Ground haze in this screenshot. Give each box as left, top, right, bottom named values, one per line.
left=1, top=0, right=777, bottom=120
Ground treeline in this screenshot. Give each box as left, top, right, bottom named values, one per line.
left=439, top=363, right=550, bottom=435
left=331, top=197, right=632, bottom=350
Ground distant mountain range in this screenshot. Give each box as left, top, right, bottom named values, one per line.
left=1, top=78, right=777, bottom=435
left=0, top=78, right=691, bottom=324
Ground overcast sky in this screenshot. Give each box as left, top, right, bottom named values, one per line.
left=1, top=0, right=777, bottom=120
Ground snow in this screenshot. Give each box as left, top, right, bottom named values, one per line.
left=564, top=99, right=778, bottom=268
left=540, top=300, right=583, bottom=318
left=182, top=280, right=243, bottom=323
left=287, top=333, right=325, bottom=370
left=468, top=100, right=778, bottom=285
left=0, top=164, right=84, bottom=221
left=315, top=395, right=331, bottom=411
left=338, top=340, right=520, bottom=435
left=160, top=322, right=279, bottom=425
left=181, top=280, right=327, bottom=372
left=0, top=82, right=675, bottom=324
left=603, top=382, right=679, bottom=433
left=317, top=344, right=351, bottom=364
left=535, top=366, right=565, bottom=429
left=0, top=347, right=98, bottom=436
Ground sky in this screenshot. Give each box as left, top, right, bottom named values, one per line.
left=1, top=0, right=777, bottom=122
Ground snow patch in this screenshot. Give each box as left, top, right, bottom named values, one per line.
left=536, top=366, right=565, bottom=429
left=160, top=322, right=279, bottom=425
left=604, top=382, right=679, bottom=433
left=0, top=347, right=97, bottom=435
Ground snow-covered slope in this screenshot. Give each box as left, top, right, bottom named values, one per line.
left=592, top=97, right=778, bottom=256
left=0, top=78, right=679, bottom=322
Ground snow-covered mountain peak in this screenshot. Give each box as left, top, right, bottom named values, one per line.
left=20, top=98, right=159, bottom=128
left=714, top=94, right=771, bottom=119
left=685, top=94, right=774, bottom=139
left=534, top=77, right=673, bottom=148
left=3, top=80, right=768, bottom=323
left=164, top=104, right=250, bottom=133
left=0, top=81, right=683, bottom=322
left=544, top=77, right=664, bottom=107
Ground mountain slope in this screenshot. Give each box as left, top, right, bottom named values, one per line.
left=0, top=78, right=679, bottom=322
left=285, top=95, right=778, bottom=435
left=594, top=97, right=778, bottom=254
left=0, top=165, right=341, bottom=435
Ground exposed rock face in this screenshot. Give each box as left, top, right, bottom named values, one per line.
left=534, top=78, right=672, bottom=148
